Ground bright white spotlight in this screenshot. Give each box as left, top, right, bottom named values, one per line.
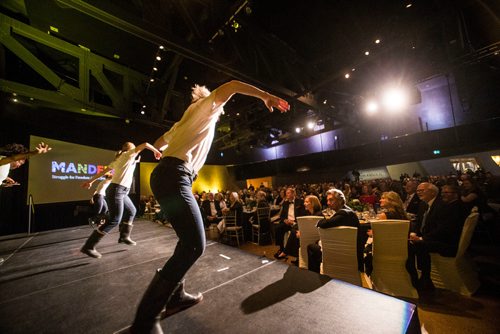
left=307, top=121, right=315, bottom=129
left=156, top=56, right=161, bottom=61
left=345, top=73, right=350, bottom=79
left=382, top=88, right=408, bottom=112
left=364, top=51, right=370, bottom=56
left=375, top=39, right=380, bottom=44
left=295, top=127, right=301, bottom=133
left=366, top=100, right=379, bottom=114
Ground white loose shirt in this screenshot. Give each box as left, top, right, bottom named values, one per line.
left=95, top=178, right=111, bottom=196
left=108, top=150, right=138, bottom=188
left=160, top=90, right=225, bottom=174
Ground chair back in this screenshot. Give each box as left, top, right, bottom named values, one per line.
left=371, top=220, right=410, bottom=256
left=224, top=211, right=238, bottom=227
left=319, top=227, right=361, bottom=286
left=370, top=219, right=418, bottom=298
left=296, top=216, right=323, bottom=269
left=456, top=209, right=479, bottom=258
left=257, top=207, right=271, bottom=224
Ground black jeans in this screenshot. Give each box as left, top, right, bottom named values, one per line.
left=150, top=157, right=205, bottom=284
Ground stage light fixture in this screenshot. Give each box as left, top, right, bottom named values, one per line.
left=307, top=121, right=315, bottom=129
left=382, top=88, right=409, bottom=112
left=364, top=51, right=370, bottom=56
left=366, top=100, right=379, bottom=114
left=150, top=78, right=155, bottom=82
left=295, top=127, right=301, bottom=133
left=345, top=73, right=350, bottom=79
left=375, top=39, right=380, bottom=44
left=159, top=45, right=164, bottom=50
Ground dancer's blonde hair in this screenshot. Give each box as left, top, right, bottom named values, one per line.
left=191, top=84, right=211, bottom=103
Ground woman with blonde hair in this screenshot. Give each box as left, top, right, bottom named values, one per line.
left=377, top=191, right=408, bottom=220
left=276, top=195, right=323, bottom=264
left=364, top=191, right=407, bottom=275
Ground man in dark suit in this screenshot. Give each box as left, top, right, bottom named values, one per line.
left=307, top=188, right=360, bottom=273
left=201, top=192, right=222, bottom=228
left=274, top=187, right=303, bottom=259
left=407, top=183, right=468, bottom=291
left=402, top=179, right=422, bottom=215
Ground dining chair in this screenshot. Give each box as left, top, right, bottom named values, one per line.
left=296, top=216, right=323, bottom=269
left=370, top=219, right=418, bottom=299
left=319, top=226, right=361, bottom=286
left=221, top=211, right=244, bottom=247
left=252, top=207, right=271, bottom=245
left=430, top=208, right=480, bottom=296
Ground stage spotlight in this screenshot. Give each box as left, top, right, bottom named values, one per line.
left=295, top=127, right=301, bottom=133
left=366, top=100, right=379, bottom=114
left=156, top=56, right=161, bottom=61
left=307, top=121, right=315, bottom=129
left=345, top=73, right=350, bottom=79
left=382, top=88, right=409, bottom=112
left=375, top=39, right=380, bottom=44
left=159, top=45, right=164, bottom=50
left=153, top=67, right=158, bottom=71
left=364, top=51, right=370, bottom=56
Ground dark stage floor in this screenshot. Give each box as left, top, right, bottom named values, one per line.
left=0, top=220, right=419, bottom=334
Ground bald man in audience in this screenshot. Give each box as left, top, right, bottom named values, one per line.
left=407, top=183, right=468, bottom=291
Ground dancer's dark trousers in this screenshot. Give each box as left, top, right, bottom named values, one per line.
left=150, top=157, right=205, bottom=283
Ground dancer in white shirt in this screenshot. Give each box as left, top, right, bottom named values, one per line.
left=130, top=80, right=289, bottom=333
left=80, top=142, right=161, bottom=258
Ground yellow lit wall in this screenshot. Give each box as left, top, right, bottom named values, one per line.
left=194, top=165, right=236, bottom=193
left=247, top=176, right=273, bottom=189
left=139, top=162, right=157, bottom=197
left=139, top=163, right=237, bottom=197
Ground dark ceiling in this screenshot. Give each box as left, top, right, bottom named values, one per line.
left=1, top=0, right=499, bottom=158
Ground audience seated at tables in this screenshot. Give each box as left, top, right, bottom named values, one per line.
left=460, top=177, right=495, bottom=221
left=407, top=183, right=468, bottom=292
left=402, top=179, right=422, bottom=215
left=201, top=192, right=223, bottom=228
left=307, top=189, right=360, bottom=273
left=277, top=195, right=322, bottom=265
left=221, top=191, right=243, bottom=225
left=359, top=184, right=377, bottom=206
left=274, top=187, right=304, bottom=259
left=272, top=189, right=286, bottom=206
left=215, top=192, right=227, bottom=210
left=364, top=191, right=408, bottom=276
left=255, top=190, right=270, bottom=208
